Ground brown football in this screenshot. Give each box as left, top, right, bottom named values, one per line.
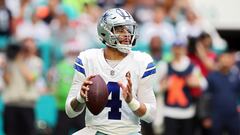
left=86, top=75, right=109, bottom=115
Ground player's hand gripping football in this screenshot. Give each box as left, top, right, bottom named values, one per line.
left=80, top=75, right=95, bottom=102
left=118, top=71, right=133, bottom=103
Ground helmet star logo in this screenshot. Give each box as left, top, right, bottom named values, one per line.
left=102, top=12, right=111, bottom=23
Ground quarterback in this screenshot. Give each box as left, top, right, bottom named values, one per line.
left=65, top=8, right=157, bottom=135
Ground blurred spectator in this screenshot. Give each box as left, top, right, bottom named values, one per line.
left=188, top=32, right=217, bottom=77
left=77, top=3, right=102, bottom=30
left=63, top=0, right=95, bottom=14
left=0, top=0, right=13, bottom=38
left=50, top=9, right=76, bottom=62
left=148, top=35, right=171, bottom=63
left=121, top=0, right=153, bottom=25
left=187, top=33, right=217, bottom=135
left=22, top=38, right=46, bottom=94
left=15, top=10, right=51, bottom=42
left=139, top=4, right=176, bottom=47
left=0, top=0, right=13, bottom=48
left=155, top=40, right=207, bottom=135
left=17, top=0, right=33, bottom=21
left=176, top=7, right=226, bottom=52
left=149, top=36, right=164, bottom=63
left=97, top=0, right=124, bottom=9
left=145, top=36, right=168, bottom=135
left=203, top=51, right=240, bottom=135
left=0, top=51, right=6, bottom=92
left=5, top=0, right=21, bottom=18
left=141, top=36, right=165, bottom=135
left=34, top=0, right=77, bottom=24
left=2, top=41, right=43, bottom=135
left=176, top=7, right=203, bottom=41
left=131, top=0, right=156, bottom=25
left=48, top=40, right=85, bottom=135
left=42, top=0, right=59, bottom=24
left=161, top=0, right=189, bottom=25
left=75, top=3, right=102, bottom=49
left=137, top=0, right=156, bottom=7
left=132, top=5, right=154, bottom=25
left=235, top=51, right=240, bottom=114
left=121, top=0, right=137, bottom=15
left=235, top=51, right=240, bottom=70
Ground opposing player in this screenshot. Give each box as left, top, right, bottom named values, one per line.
left=65, top=8, right=157, bottom=135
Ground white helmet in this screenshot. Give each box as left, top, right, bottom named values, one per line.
left=97, top=8, right=138, bottom=53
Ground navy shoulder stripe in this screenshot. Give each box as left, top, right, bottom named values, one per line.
left=146, top=62, right=155, bottom=69
left=142, top=68, right=156, bottom=78
left=142, top=62, right=156, bottom=78
left=75, top=57, right=83, bottom=66
left=74, top=64, right=86, bottom=76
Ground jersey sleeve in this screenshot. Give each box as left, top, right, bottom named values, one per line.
left=65, top=52, right=87, bottom=118
left=74, top=54, right=86, bottom=77
left=136, top=53, right=157, bottom=123
left=153, top=61, right=168, bottom=94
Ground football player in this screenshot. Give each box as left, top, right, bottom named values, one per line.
left=65, top=8, right=157, bottom=135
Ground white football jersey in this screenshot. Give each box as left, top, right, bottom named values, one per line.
left=67, top=48, right=156, bottom=135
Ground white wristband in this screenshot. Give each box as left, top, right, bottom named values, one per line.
left=128, top=98, right=140, bottom=111
left=76, top=90, right=85, bottom=103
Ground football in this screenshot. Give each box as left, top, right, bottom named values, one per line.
left=86, top=75, right=109, bottom=115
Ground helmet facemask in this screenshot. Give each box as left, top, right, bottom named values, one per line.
left=109, top=25, right=137, bottom=53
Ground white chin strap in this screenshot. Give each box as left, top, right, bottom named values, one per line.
left=116, top=43, right=132, bottom=54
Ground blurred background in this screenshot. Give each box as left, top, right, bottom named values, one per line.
left=0, top=0, right=239, bottom=135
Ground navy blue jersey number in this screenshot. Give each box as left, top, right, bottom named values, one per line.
left=106, top=82, right=122, bottom=120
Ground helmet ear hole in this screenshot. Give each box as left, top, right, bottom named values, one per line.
left=101, top=33, right=106, bottom=37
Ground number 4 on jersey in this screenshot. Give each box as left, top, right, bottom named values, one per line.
left=106, top=82, right=122, bottom=120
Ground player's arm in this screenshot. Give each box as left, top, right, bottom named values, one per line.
left=136, top=70, right=157, bottom=123
left=69, top=75, right=95, bottom=111
left=131, top=98, right=149, bottom=117
left=118, top=72, right=147, bottom=116
left=65, top=55, right=90, bottom=118
left=65, top=71, right=86, bottom=118
left=119, top=70, right=157, bottom=123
